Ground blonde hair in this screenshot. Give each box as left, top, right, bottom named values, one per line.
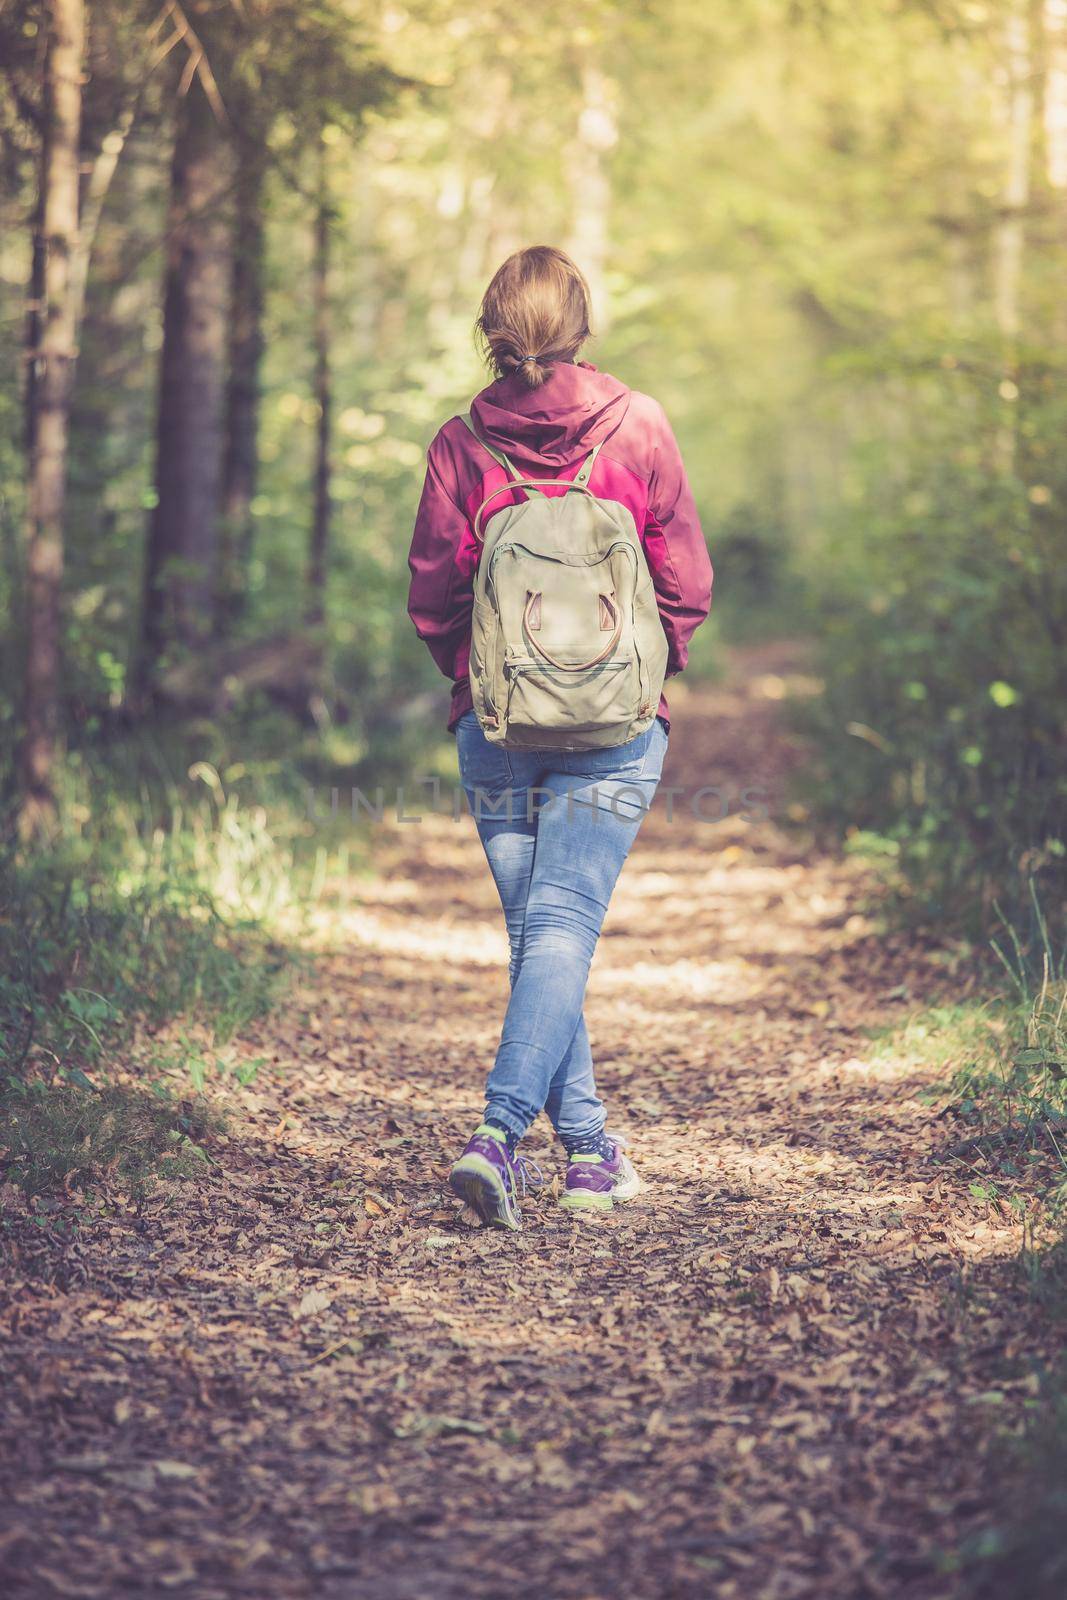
left=475, top=245, right=592, bottom=390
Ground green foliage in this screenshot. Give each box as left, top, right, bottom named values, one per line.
left=927, top=942, right=1067, bottom=1599
left=0, top=1078, right=221, bottom=1200
left=898, top=932, right=1067, bottom=1597
left=953, top=1377, right=1067, bottom=1600
left=0, top=760, right=293, bottom=1195
left=931, top=893, right=1067, bottom=1168
left=9, top=0, right=1062, bottom=866
left=867, top=1000, right=1005, bottom=1077
left=795, top=368, right=1067, bottom=936
left=0, top=814, right=288, bottom=1078
left=937, top=926, right=1067, bottom=1600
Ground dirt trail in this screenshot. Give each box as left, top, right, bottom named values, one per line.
left=1, top=648, right=1043, bottom=1599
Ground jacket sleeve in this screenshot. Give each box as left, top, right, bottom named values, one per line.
left=407, top=432, right=474, bottom=680
left=643, top=406, right=713, bottom=676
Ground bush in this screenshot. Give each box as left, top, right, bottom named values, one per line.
left=797, top=365, right=1067, bottom=939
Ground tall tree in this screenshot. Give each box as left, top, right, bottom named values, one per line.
left=140, top=48, right=232, bottom=689
left=218, top=132, right=266, bottom=621
left=566, top=57, right=616, bottom=332
left=993, top=0, right=1034, bottom=470
left=19, top=0, right=84, bottom=836
left=211, top=2, right=399, bottom=635
left=306, top=135, right=332, bottom=634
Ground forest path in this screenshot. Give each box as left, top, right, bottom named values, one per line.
left=2, top=647, right=1040, bottom=1600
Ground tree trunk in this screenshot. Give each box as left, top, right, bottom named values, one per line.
left=1042, top=0, right=1067, bottom=345
left=24, top=170, right=46, bottom=460
left=1044, top=0, right=1067, bottom=187
left=140, top=73, right=231, bottom=688
left=566, top=61, right=617, bottom=333
left=307, top=150, right=332, bottom=633
left=993, top=3, right=1034, bottom=469
left=20, top=0, right=84, bottom=837
left=219, top=141, right=266, bottom=623
left=69, top=100, right=138, bottom=336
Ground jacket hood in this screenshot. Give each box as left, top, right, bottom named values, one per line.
left=469, top=361, right=631, bottom=477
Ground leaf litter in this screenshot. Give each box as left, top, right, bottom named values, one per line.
left=0, top=645, right=1058, bottom=1599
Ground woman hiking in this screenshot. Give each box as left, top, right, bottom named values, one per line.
left=407, top=245, right=712, bottom=1229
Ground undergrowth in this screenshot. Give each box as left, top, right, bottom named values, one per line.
left=0, top=770, right=296, bottom=1200
left=910, top=895, right=1067, bottom=1599
left=0, top=1079, right=222, bottom=1201
left=791, top=377, right=1067, bottom=944
left=952, top=1349, right=1067, bottom=1600
left=948, top=892, right=1067, bottom=1159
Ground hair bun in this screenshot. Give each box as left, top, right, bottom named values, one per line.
left=518, top=353, right=549, bottom=387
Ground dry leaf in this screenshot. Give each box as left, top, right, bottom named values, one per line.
left=295, top=1288, right=332, bottom=1319
left=153, top=1460, right=198, bottom=1481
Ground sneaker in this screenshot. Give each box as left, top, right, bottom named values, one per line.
left=559, top=1137, right=641, bottom=1213
left=448, top=1124, right=528, bottom=1230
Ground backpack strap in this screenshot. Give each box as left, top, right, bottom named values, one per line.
left=573, top=439, right=604, bottom=488
left=473, top=477, right=595, bottom=542
left=458, top=412, right=524, bottom=484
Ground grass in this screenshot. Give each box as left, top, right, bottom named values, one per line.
left=860, top=957, right=1067, bottom=1598
left=896, top=908, right=1067, bottom=1598
left=948, top=891, right=1067, bottom=1157
left=0, top=687, right=454, bottom=1204
left=0, top=762, right=298, bottom=1200
left=0, top=1077, right=222, bottom=1201
left=951, top=1365, right=1067, bottom=1600
left=864, top=1001, right=1004, bottom=1076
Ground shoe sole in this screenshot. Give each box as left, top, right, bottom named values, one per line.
left=449, top=1154, right=521, bottom=1231
left=559, top=1188, right=614, bottom=1212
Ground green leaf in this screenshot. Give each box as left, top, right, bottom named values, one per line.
left=1013, top=1049, right=1064, bottom=1068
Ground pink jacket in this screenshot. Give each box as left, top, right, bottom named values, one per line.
left=407, top=361, right=713, bottom=730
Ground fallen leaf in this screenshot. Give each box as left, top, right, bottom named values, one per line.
left=153, top=1460, right=199, bottom=1481
left=296, top=1288, right=332, bottom=1319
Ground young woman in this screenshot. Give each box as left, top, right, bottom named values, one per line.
left=408, top=245, right=712, bottom=1229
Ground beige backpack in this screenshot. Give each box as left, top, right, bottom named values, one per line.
left=461, top=414, right=668, bottom=751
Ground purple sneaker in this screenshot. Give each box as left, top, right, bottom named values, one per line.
left=559, top=1137, right=641, bottom=1213
left=449, top=1124, right=528, bottom=1230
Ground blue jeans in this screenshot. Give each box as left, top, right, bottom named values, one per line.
left=455, top=710, right=668, bottom=1145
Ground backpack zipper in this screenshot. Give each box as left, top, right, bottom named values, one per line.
left=488, top=537, right=639, bottom=584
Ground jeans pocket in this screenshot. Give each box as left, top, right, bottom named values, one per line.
left=567, top=725, right=653, bottom=780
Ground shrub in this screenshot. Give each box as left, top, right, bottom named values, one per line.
left=797, top=366, right=1067, bottom=940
